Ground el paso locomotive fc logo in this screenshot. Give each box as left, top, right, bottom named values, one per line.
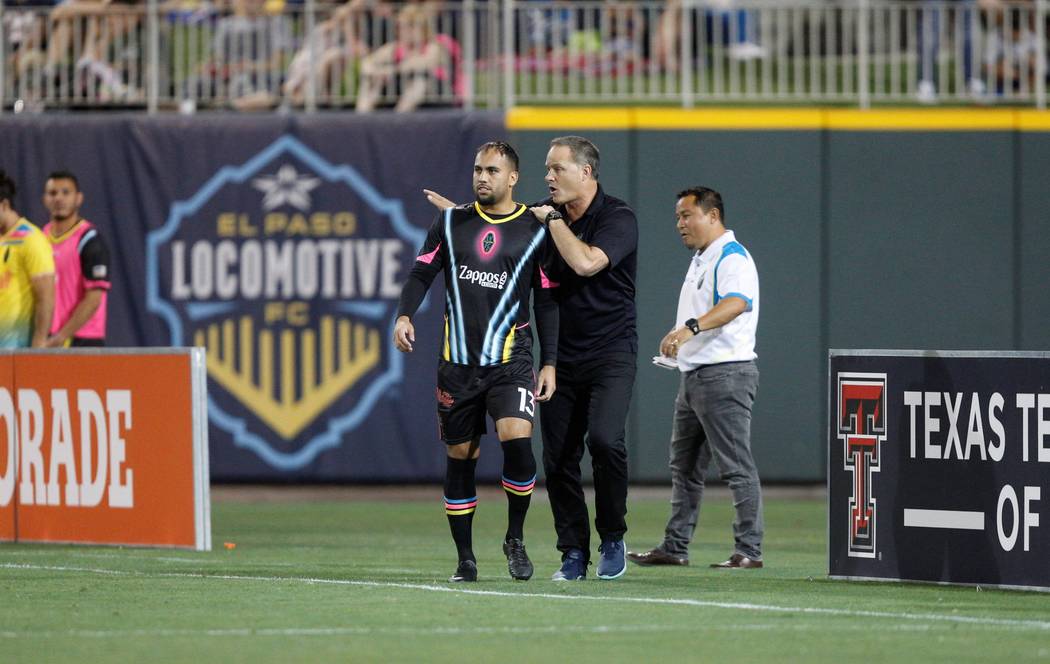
left=147, top=136, right=423, bottom=469
left=837, top=372, right=887, bottom=558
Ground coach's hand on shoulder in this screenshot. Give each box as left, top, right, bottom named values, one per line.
left=394, top=316, right=415, bottom=353
left=536, top=365, right=556, bottom=402
left=423, top=189, right=456, bottom=210
left=529, top=205, right=555, bottom=224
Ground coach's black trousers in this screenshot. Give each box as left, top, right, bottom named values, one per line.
left=540, top=352, right=636, bottom=560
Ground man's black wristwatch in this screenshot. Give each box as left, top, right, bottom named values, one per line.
left=684, top=318, right=701, bottom=335
left=544, top=210, right=563, bottom=225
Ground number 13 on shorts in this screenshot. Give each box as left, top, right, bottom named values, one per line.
left=517, top=387, right=535, bottom=416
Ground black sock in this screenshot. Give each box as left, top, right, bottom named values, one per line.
left=500, top=437, right=536, bottom=541
left=444, top=456, right=478, bottom=562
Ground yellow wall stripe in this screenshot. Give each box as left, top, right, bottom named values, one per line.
left=1017, top=110, right=1050, bottom=131
left=634, top=108, right=826, bottom=130
left=507, top=107, right=1050, bottom=132
left=507, top=107, right=634, bottom=130
left=824, top=108, right=1017, bottom=131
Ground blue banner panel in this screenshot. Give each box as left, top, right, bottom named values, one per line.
left=828, top=351, right=1050, bottom=591
left=0, top=113, right=507, bottom=481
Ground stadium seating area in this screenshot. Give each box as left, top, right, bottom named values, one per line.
left=2, top=0, right=1047, bottom=112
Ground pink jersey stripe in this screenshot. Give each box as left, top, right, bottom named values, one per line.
left=539, top=267, right=559, bottom=289
left=417, top=242, right=442, bottom=265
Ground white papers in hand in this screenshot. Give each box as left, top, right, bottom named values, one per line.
left=651, top=355, right=678, bottom=370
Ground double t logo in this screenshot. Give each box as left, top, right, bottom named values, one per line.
left=838, top=373, right=887, bottom=558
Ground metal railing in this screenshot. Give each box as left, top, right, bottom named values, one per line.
left=1, top=0, right=1046, bottom=113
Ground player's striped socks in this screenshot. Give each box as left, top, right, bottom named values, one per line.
left=500, top=437, right=536, bottom=541
left=444, top=456, right=478, bottom=563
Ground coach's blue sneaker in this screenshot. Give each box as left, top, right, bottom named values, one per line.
left=597, top=539, right=626, bottom=579
left=551, top=548, right=587, bottom=581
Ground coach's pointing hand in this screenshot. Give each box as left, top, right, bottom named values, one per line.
left=394, top=315, right=415, bottom=353
left=423, top=189, right=456, bottom=210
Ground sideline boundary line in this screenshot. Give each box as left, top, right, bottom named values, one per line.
left=3, top=562, right=1049, bottom=632
left=0, top=622, right=960, bottom=640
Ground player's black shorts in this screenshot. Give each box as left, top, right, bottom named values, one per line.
left=435, top=359, right=537, bottom=444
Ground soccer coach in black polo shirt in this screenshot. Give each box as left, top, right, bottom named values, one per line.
left=529, top=136, right=638, bottom=581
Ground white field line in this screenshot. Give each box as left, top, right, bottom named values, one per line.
left=0, top=623, right=945, bottom=640
left=0, top=550, right=298, bottom=567
left=3, top=562, right=1049, bottom=632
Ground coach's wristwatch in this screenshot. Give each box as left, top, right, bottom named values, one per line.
left=684, top=318, right=701, bottom=335
left=544, top=210, right=563, bottom=225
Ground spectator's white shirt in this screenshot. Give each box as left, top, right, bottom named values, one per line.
left=674, top=230, right=759, bottom=371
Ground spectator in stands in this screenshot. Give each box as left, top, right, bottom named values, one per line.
left=4, top=0, right=51, bottom=104
left=45, top=0, right=143, bottom=101
left=979, top=0, right=1045, bottom=96
left=41, top=171, right=111, bottom=347
left=651, top=0, right=680, bottom=72
left=355, top=2, right=460, bottom=113
left=0, top=170, right=55, bottom=349
left=653, top=0, right=764, bottom=75
left=916, top=0, right=985, bottom=103
left=282, top=0, right=387, bottom=108
left=205, top=0, right=293, bottom=110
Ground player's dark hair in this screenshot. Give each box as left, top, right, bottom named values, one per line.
left=677, top=186, right=725, bottom=222
left=476, top=141, right=519, bottom=172
left=0, top=170, right=16, bottom=206
left=550, top=136, right=600, bottom=180
left=47, top=170, right=80, bottom=191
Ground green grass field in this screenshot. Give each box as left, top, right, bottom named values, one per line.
left=2, top=489, right=1049, bottom=663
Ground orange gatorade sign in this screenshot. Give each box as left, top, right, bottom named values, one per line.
left=0, top=354, right=13, bottom=542
left=0, top=349, right=210, bottom=550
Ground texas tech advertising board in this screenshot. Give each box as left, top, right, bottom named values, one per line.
left=829, top=350, right=1050, bottom=591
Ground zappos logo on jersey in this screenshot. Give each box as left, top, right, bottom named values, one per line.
left=146, top=136, right=423, bottom=470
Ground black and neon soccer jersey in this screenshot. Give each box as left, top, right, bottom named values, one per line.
left=398, top=202, right=558, bottom=367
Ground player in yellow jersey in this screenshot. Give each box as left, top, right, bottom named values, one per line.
left=0, top=170, right=55, bottom=348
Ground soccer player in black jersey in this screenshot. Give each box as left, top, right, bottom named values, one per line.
left=425, top=136, right=639, bottom=582
left=395, top=142, right=558, bottom=583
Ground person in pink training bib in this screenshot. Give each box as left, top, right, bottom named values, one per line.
left=42, top=171, right=111, bottom=347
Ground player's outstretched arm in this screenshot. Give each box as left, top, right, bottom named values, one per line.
left=395, top=214, right=445, bottom=351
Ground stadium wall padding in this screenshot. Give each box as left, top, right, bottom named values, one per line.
left=512, top=121, right=1050, bottom=483
left=1, top=111, right=1047, bottom=483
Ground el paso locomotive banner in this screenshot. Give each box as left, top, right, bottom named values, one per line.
left=0, top=113, right=505, bottom=481
left=0, top=349, right=210, bottom=550
left=829, top=350, right=1050, bottom=591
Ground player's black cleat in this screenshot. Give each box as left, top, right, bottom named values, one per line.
left=503, top=538, right=534, bottom=581
left=449, top=559, right=478, bottom=583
